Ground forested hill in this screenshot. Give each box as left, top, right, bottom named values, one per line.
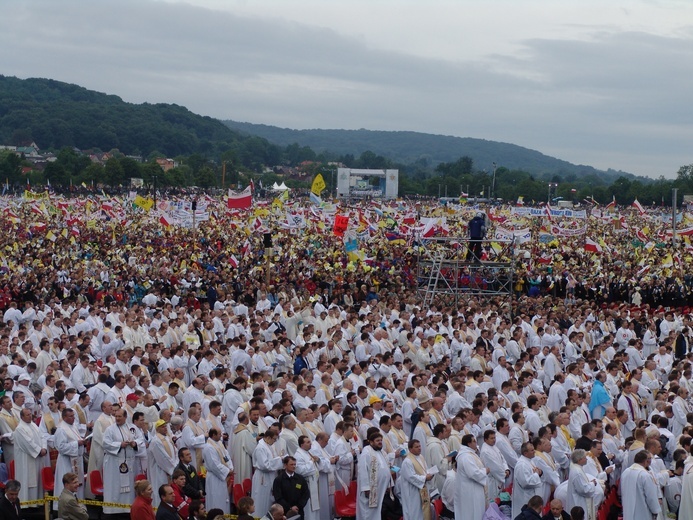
left=0, top=75, right=248, bottom=157
left=223, top=121, right=638, bottom=181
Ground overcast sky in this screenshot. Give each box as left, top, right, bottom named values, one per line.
left=1, top=0, right=692, bottom=178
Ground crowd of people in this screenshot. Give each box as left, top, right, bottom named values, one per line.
left=0, top=191, right=693, bottom=520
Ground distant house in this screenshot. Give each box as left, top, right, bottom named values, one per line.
left=155, top=158, right=177, bottom=172
left=16, top=142, right=41, bottom=158
left=88, top=152, right=114, bottom=165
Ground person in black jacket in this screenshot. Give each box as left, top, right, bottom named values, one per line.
left=540, top=499, right=571, bottom=520
left=156, top=485, right=183, bottom=520
left=272, top=456, right=310, bottom=519
left=0, top=480, right=22, bottom=520
left=176, top=447, right=205, bottom=499
left=574, top=422, right=597, bottom=451
left=466, top=211, right=486, bottom=262
left=515, top=495, right=544, bottom=520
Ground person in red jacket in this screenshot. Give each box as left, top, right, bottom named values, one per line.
left=171, top=469, right=193, bottom=519
left=130, top=480, right=156, bottom=520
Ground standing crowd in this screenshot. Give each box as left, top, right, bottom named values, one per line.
left=0, top=195, right=693, bottom=520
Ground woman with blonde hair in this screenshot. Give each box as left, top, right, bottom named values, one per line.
left=130, top=480, right=155, bottom=520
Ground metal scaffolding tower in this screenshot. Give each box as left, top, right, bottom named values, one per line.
left=416, top=236, right=516, bottom=308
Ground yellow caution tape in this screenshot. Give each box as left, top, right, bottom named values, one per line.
left=29, top=495, right=240, bottom=518
left=21, top=499, right=47, bottom=506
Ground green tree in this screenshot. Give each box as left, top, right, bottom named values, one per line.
left=194, top=166, right=218, bottom=187
left=0, top=151, right=24, bottom=185
left=118, top=157, right=142, bottom=182
left=103, top=158, right=125, bottom=186
left=435, top=156, right=474, bottom=178
left=78, top=163, right=104, bottom=185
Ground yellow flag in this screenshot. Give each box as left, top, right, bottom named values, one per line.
left=61, top=228, right=68, bottom=238
left=311, top=174, right=326, bottom=195
left=272, top=190, right=289, bottom=209
left=134, top=195, right=154, bottom=212
left=46, top=230, right=57, bottom=242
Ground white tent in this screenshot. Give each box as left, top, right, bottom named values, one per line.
left=278, top=182, right=289, bottom=191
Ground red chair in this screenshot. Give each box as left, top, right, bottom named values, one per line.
left=233, top=483, right=245, bottom=506
left=41, top=467, right=55, bottom=493
left=89, top=470, right=104, bottom=497
left=8, top=460, right=14, bottom=480
left=433, top=498, right=444, bottom=518
left=242, top=478, right=252, bottom=496
left=334, top=481, right=357, bottom=518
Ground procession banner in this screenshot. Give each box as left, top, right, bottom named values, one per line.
left=511, top=207, right=586, bottom=219
left=495, top=227, right=532, bottom=243
left=550, top=224, right=587, bottom=236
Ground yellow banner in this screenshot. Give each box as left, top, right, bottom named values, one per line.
left=134, top=195, right=154, bottom=211
left=311, top=174, right=326, bottom=195
left=24, top=190, right=49, bottom=200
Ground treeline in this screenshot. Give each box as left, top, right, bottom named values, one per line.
left=2, top=146, right=691, bottom=206
left=1, top=76, right=690, bottom=202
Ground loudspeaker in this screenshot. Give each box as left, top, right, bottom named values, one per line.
left=263, top=233, right=272, bottom=248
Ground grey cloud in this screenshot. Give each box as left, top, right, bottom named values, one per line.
left=0, top=0, right=691, bottom=177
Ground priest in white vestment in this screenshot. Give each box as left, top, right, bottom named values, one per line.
left=621, top=450, right=662, bottom=520
left=14, top=408, right=47, bottom=505
left=203, top=428, right=233, bottom=514
left=86, top=401, right=114, bottom=499
left=231, top=411, right=257, bottom=484
left=53, top=408, right=86, bottom=510
left=566, top=449, right=602, bottom=520
left=479, top=430, right=509, bottom=501
left=512, top=442, right=544, bottom=520
left=401, top=439, right=436, bottom=520
left=455, top=434, right=489, bottom=520
left=326, top=423, right=355, bottom=491
left=0, top=396, right=18, bottom=464
left=426, top=424, right=453, bottom=494
left=251, top=430, right=285, bottom=517
left=533, top=437, right=561, bottom=504
left=279, top=416, right=300, bottom=456
left=148, top=420, right=178, bottom=508
left=181, top=407, right=208, bottom=470
left=356, top=433, right=392, bottom=520
left=295, top=435, right=321, bottom=520
left=310, top=433, right=338, bottom=520
left=102, top=409, right=137, bottom=514
left=679, top=456, right=693, bottom=520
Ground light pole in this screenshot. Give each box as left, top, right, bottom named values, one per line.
left=492, top=162, right=497, bottom=199
left=331, top=167, right=336, bottom=199
left=152, top=174, right=158, bottom=208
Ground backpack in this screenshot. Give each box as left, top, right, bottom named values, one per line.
left=659, top=433, right=669, bottom=459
